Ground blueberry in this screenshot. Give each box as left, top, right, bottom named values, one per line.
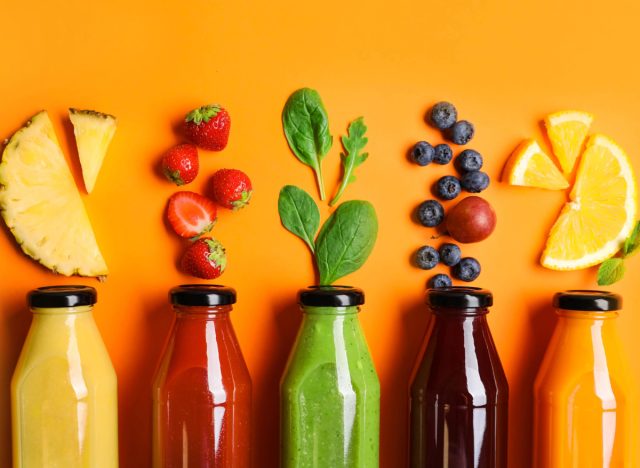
left=446, top=120, right=475, bottom=145
left=415, top=246, right=439, bottom=270
left=461, top=171, right=490, bottom=193
left=433, top=144, right=453, bottom=164
left=435, top=176, right=461, bottom=201
left=416, top=200, right=445, bottom=227
left=410, top=141, right=434, bottom=166
left=428, top=274, right=452, bottom=289
left=452, top=257, right=481, bottom=282
left=429, top=102, right=458, bottom=130
left=455, top=149, right=483, bottom=172
left=439, top=243, right=461, bottom=267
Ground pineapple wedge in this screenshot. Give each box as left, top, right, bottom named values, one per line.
left=69, top=108, right=117, bottom=193
left=0, top=111, right=108, bottom=277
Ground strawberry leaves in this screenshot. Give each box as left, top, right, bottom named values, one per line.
left=185, top=105, right=221, bottom=125
left=330, top=117, right=369, bottom=206
left=597, top=220, right=640, bottom=285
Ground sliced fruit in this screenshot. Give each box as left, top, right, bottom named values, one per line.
left=166, top=191, right=217, bottom=238
left=69, top=108, right=117, bottom=193
left=544, top=110, right=593, bottom=174
left=0, top=111, right=108, bottom=277
left=503, top=139, right=569, bottom=190
left=542, top=134, right=637, bottom=270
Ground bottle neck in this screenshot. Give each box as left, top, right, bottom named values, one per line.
left=431, top=306, right=489, bottom=317
left=31, top=305, right=94, bottom=316
left=173, top=304, right=232, bottom=319
left=556, top=309, right=619, bottom=321
left=301, top=305, right=360, bottom=316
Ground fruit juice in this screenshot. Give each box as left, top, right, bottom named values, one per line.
left=409, top=287, right=508, bottom=468
left=11, top=286, right=118, bottom=468
left=281, top=287, right=380, bottom=468
left=153, top=285, right=251, bottom=467
left=534, top=291, right=640, bottom=467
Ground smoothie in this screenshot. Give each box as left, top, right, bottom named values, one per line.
left=281, top=287, right=379, bottom=468
left=11, top=286, right=118, bottom=468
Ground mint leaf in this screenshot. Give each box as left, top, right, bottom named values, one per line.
left=597, top=258, right=626, bottom=286
left=623, top=221, right=640, bottom=257
left=330, top=117, right=369, bottom=206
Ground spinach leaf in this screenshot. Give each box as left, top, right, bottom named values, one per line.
left=282, top=88, right=333, bottom=200
left=330, top=117, right=369, bottom=206
left=315, top=200, right=378, bottom=285
left=278, top=185, right=320, bottom=253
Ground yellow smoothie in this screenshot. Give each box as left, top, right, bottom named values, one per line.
left=11, top=287, right=118, bottom=468
left=534, top=293, right=639, bottom=468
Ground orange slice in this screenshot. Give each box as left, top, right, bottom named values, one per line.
left=541, top=134, right=637, bottom=270
left=544, top=110, right=594, bottom=174
left=503, top=139, right=569, bottom=190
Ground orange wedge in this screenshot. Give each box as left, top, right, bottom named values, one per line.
left=541, top=134, right=637, bottom=270
left=503, top=139, right=569, bottom=190
left=544, top=110, right=594, bottom=174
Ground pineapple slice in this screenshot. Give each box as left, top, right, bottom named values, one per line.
left=0, top=111, right=108, bottom=277
left=69, top=108, right=117, bottom=193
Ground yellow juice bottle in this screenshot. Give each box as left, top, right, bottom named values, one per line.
left=534, top=290, right=639, bottom=468
left=11, top=286, right=118, bottom=468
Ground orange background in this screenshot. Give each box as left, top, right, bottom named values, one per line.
left=1, top=1, right=640, bottom=466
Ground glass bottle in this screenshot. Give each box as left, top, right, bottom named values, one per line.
left=534, top=290, right=640, bottom=467
left=409, top=287, right=508, bottom=468
left=11, top=285, right=119, bottom=467
left=152, top=284, right=251, bottom=468
left=280, top=286, right=380, bottom=468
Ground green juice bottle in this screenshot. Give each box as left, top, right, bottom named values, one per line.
left=280, top=286, right=380, bottom=468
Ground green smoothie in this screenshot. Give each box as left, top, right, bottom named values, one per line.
left=281, top=305, right=380, bottom=468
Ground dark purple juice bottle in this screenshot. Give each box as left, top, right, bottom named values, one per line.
left=409, top=287, right=508, bottom=468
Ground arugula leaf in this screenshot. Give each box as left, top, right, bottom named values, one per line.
left=315, top=200, right=378, bottom=285
left=282, top=88, right=333, bottom=200
left=623, top=221, right=640, bottom=257
left=597, top=258, right=626, bottom=286
left=330, top=117, right=369, bottom=207
left=278, top=185, right=320, bottom=253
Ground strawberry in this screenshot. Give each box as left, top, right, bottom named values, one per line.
left=161, top=143, right=199, bottom=186
left=210, top=169, right=253, bottom=210
left=167, top=191, right=218, bottom=238
left=184, top=104, right=231, bottom=151
left=181, top=238, right=227, bottom=279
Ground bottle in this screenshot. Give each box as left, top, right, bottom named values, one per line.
left=533, top=290, right=640, bottom=467
left=152, top=284, right=251, bottom=468
left=11, top=285, right=119, bottom=467
left=409, top=287, right=508, bottom=468
left=280, top=286, right=380, bottom=468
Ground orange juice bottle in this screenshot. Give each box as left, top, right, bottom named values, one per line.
left=534, top=290, right=639, bottom=467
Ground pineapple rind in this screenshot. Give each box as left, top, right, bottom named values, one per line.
left=0, top=111, right=108, bottom=277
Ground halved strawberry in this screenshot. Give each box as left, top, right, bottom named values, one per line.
left=166, top=191, right=217, bottom=238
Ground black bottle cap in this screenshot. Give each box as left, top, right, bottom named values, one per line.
left=554, top=290, right=622, bottom=311
left=28, top=285, right=97, bottom=308
left=299, top=286, right=365, bottom=307
left=428, top=286, right=493, bottom=309
left=170, top=284, right=236, bottom=306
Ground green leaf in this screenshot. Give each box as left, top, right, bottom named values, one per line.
left=315, top=200, right=378, bottom=285
left=330, top=117, right=369, bottom=207
left=278, top=185, right=320, bottom=253
left=623, top=221, right=640, bottom=257
left=597, top=258, right=626, bottom=286
left=282, top=88, right=333, bottom=200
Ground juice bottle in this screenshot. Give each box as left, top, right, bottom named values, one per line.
left=152, top=284, right=251, bottom=468
left=409, top=287, right=508, bottom=468
left=11, top=285, right=119, bottom=467
left=280, top=286, right=380, bottom=468
left=534, top=290, right=640, bottom=467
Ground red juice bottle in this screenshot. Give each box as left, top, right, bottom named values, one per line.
left=152, top=285, right=251, bottom=468
left=409, top=287, right=508, bottom=468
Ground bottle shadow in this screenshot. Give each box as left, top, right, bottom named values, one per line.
left=252, top=295, right=301, bottom=468
left=507, top=299, right=556, bottom=468
left=381, top=293, right=430, bottom=467
left=117, top=295, right=173, bottom=468
left=0, top=293, right=31, bottom=467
